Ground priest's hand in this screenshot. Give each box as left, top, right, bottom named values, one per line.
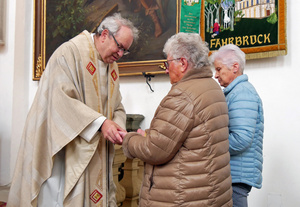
left=100, top=119, right=126, bottom=145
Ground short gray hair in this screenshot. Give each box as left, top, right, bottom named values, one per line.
left=210, top=44, right=246, bottom=73
left=163, top=32, right=210, bottom=69
left=97, top=13, right=139, bottom=42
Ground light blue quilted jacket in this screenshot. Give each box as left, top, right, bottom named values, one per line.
left=224, top=74, right=264, bottom=189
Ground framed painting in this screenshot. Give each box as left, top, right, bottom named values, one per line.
left=33, top=0, right=180, bottom=80
left=33, top=0, right=287, bottom=80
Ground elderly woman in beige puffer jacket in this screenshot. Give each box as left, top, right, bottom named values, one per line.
left=120, top=33, right=232, bottom=207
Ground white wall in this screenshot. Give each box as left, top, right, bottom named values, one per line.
left=0, top=0, right=36, bottom=188
left=9, top=0, right=38, bottom=185
left=0, top=0, right=299, bottom=206
left=0, top=0, right=15, bottom=186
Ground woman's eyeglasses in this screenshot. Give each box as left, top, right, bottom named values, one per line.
left=163, top=58, right=181, bottom=69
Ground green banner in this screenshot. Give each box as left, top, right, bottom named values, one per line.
left=204, top=0, right=280, bottom=51
left=180, top=0, right=201, bottom=33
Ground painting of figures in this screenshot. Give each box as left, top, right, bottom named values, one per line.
left=45, top=0, right=178, bottom=63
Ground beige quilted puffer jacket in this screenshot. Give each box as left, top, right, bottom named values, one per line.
left=122, top=66, right=232, bottom=207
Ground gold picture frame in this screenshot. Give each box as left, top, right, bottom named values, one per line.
left=33, top=0, right=181, bottom=80
left=0, top=0, right=6, bottom=45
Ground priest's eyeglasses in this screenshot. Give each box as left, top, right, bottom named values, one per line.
left=110, top=33, right=130, bottom=56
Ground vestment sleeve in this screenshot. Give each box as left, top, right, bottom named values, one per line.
left=79, top=116, right=106, bottom=142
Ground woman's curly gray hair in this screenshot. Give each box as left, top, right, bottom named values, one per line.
left=163, top=32, right=210, bottom=69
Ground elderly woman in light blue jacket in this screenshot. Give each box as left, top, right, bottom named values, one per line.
left=210, top=44, right=264, bottom=207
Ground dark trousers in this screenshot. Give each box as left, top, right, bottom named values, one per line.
left=232, top=183, right=252, bottom=207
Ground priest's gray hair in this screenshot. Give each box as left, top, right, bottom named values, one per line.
left=97, top=13, right=139, bottom=41
left=163, top=32, right=210, bottom=69
left=209, top=44, right=245, bottom=73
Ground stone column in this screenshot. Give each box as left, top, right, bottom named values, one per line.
left=126, top=114, right=145, bottom=132
left=113, top=145, right=127, bottom=206
left=120, top=114, right=145, bottom=207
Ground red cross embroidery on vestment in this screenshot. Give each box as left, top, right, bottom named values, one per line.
left=86, top=62, right=96, bottom=75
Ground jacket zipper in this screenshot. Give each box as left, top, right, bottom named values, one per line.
left=149, top=166, right=154, bottom=191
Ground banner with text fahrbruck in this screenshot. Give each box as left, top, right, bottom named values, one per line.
left=203, top=0, right=286, bottom=59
